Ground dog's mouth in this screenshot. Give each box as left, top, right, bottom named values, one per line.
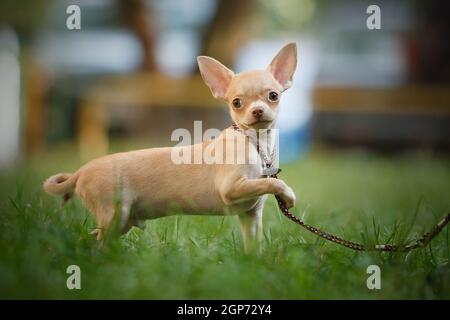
left=246, top=119, right=273, bottom=129
left=234, top=119, right=274, bottom=131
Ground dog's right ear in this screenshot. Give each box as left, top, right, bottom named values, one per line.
left=197, top=56, right=234, bottom=99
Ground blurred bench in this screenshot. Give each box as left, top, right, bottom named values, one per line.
left=313, top=86, right=450, bottom=148
left=77, top=81, right=450, bottom=159
left=314, top=86, right=450, bottom=115
left=77, top=73, right=221, bottom=160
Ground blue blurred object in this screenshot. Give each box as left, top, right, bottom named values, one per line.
left=279, top=121, right=311, bottom=163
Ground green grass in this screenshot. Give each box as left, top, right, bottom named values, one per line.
left=0, top=145, right=449, bottom=299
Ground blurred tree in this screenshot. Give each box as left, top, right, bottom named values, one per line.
left=119, top=0, right=158, bottom=72
left=407, top=0, right=450, bottom=83
left=199, top=0, right=255, bottom=68
left=0, top=0, right=51, bottom=156
left=0, top=0, right=50, bottom=42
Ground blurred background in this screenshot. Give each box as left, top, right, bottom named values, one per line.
left=1, top=0, right=450, bottom=300
left=1, top=0, right=449, bottom=166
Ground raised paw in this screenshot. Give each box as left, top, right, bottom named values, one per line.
left=277, top=183, right=296, bottom=209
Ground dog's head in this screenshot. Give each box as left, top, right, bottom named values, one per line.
left=197, top=43, right=297, bottom=130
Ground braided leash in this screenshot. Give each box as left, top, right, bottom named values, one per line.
left=230, top=123, right=450, bottom=251
left=271, top=172, right=450, bottom=252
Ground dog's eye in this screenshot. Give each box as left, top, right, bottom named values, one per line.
left=232, top=98, right=242, bottom=109
left=268, top=91, right=279, bottom=102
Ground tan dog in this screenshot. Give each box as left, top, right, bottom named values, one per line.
left=43, top=43, right=297, bottom=252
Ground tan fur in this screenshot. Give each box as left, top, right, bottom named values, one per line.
left=44, top=43, right=298, bottom=253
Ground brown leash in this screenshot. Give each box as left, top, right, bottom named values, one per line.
left=231, top=123, right=450, bottom=252
left=272, top=172, right=450, bottom=252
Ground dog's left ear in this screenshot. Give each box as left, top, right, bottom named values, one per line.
left=267, top=43, right=297, bottom=91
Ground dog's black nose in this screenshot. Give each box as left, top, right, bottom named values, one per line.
left=252, top=108, right=263, bottom=118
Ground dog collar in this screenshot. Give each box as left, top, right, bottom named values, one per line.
left=231, top=122, right=281, bottom=177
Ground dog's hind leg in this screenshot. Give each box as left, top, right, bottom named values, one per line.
left=89, top=202, right=117, bottom=241
left=119, top=200, right=134, bottom=235
left=80, top=187, right=134, bottom=240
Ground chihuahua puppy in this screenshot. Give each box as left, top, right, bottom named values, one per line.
left=44, top=43, right=297, bottom=252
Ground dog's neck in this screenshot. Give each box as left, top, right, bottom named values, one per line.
left=230, top=122, right=278, bottom=171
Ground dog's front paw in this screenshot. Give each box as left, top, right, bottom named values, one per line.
left=277, top=182, right=296, bottom=209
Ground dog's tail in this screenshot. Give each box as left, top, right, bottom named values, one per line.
left=43, top=172, right=79, bottom=205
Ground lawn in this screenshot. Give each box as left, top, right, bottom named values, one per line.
left=0, top=144, right=449, bottom=299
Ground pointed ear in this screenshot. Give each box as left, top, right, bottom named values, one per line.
left=267, top=43, right=297, bottom=91
left=197, top=56, right=234, bottom=99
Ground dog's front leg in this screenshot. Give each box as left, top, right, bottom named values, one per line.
left=220, top=177, right=295, bottom=253
left=238, top=199, right=265, bottom=254
left=220, top=177, right=296, bottom=209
